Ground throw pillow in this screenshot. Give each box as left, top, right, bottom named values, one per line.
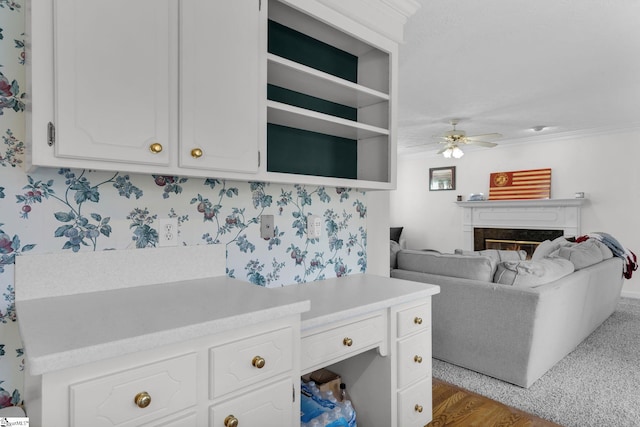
left=592, top=239, right=614, bottom=260
left=556, top=240, right=605, bottom=270
left=390, top=227, right=404, bottom=243
left=390, top=240, right=402, bottom=269
left=494, top=258, right=575, bottom=287
left=532, top=236, right=571, bottom=261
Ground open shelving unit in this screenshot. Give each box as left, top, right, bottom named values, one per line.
left=267, top=0, right=394, bottom=187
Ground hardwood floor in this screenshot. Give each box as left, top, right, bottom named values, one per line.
left=427, top=379, right=563, bottom=427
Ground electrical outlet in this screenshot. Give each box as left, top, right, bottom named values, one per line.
left=158, top=218, right=178, bottom=247
left=307, top=215, right=322, bottom=239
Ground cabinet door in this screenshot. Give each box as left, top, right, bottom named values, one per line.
left=179, top=0, right=261, bottom=173
left=53, top=0, right=173, bottom=166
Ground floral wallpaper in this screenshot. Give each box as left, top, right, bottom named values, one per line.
left=0, top=2, right=367, bottom=409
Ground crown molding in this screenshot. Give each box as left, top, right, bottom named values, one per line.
left=316, top=0, right=421, bottom=43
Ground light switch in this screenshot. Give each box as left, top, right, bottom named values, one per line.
left=260, top=214, right=275, bottom=239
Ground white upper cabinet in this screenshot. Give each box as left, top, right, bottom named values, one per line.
left=27, top=0, right=418, bottom=190
left=52, top=0, right=173, bottom=166
left=179, top=0, right=260, bottom=173
left=27, top=0, right=262, bottom=177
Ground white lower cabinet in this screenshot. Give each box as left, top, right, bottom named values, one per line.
left=31, top=317, right=299, bottom=427
left=209, top=378, right=293, bottom=427
left=395, top=300, right=432, bottom=426
left=398, top=379, right=432, bottom=426
left=70, top=353, right=197, bottom=427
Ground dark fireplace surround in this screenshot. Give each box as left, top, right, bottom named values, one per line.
left=474, top=228, right=564, bottom=259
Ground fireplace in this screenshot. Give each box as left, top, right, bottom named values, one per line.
left=474, top=227, right=564, bottom=259
left=457, top=198, right=586, bottom=253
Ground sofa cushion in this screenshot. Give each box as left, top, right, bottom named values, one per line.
left=556, top=240, right=605, bottom=270
left=390, top=240, right=402, bottom=269
left=455, top=249, right=527, bottom=262
left=494, top=258, right=575, bottom=287
left=396, top=250, right=497, bottom=282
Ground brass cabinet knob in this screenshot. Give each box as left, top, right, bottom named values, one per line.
left=414, top=355, right=423, bottom=363
left=343, top=337, right=353, bottom=347
left=134, top=391, right=151, bottom=408
left=414, top=317, right=423, bottom=325
left=191, top=148, right=203, bottom=158
left=224, top=415, right=239, bottom=427
left=252, top=356, right=266, bottom=369
left=149, top=142, right=163, bottom=153
left=415, top=404, right=424, bottom=413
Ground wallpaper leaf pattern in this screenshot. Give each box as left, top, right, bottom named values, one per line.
left=0, top=2, right=368, bottom=409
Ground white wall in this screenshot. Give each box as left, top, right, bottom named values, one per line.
left=391, top=129, right=640, bottom=297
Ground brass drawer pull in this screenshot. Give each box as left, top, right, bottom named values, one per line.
left=343, top=337, right=353, bottom=347
left=224, top=415, right=239, bottom=427
left=134, top=391, right=151, bottom=408
left=149, top=142, right=163, bottom=153
left=414, top=355, right=423, bottom=363
left=415, top=404, right=423, bottom=413
left=414, top=317, right=423, bottom=325
left=191, top=148, right=203, bottom=158
left=252, top=355, right=266, bottom=369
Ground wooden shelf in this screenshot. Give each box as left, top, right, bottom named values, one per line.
left=267, top=53, right=389, bottom=108
left=267, top=100, right=389, bottom=140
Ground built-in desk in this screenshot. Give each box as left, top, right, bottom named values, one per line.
left=273, top=275, right=440, bottom=426
left=16, top=245, right=439, bottom=426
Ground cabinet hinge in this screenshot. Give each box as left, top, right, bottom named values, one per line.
left=292, top=385, right=295, bottom=403
left=47, top=122, right=55, bottom=147
left=259, top=0, right=262, bottom=11
left=258, top=150, right=261, bottom=168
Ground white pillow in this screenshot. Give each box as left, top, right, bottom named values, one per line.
left=494, top=258, right=575, bottom=287
left=556, top=240, right=605, bottom=270
left=532, top=236, right=571, bottom=261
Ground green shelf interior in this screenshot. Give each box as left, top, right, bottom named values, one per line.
left=267, top=20, right=360, bottom=179
left=267, top=124, right=357, bottom=179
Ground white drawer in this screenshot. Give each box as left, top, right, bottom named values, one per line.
left=397, top=331, right=431, bottom=389
left=397, top=301, right=430, bottom=338
left=70, top=353, right=197, bottom=427
left=209, top=326, right=294, bottom=399
left=209, top=378, right=293, bottom=427
left=301, top=313, right=385, bottom=373
left=398, top=378, right=432, bottom=427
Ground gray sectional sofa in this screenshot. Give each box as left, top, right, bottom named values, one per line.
left=390, top=239, right=625, bottom=388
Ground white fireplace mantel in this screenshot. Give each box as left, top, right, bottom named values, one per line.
left=456, top=198, right=586, bottom=251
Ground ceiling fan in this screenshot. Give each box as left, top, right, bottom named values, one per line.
left=436, top=119, right=502, bottom=158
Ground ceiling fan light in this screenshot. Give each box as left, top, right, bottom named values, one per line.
left=442, top=148, right=453, bottom=158
left=452, top=146, right=464, bottom=158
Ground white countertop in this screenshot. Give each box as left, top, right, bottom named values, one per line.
left=17, top=276, right=310, bottom=375
left=16, top=242, right=439, bottom=376
left=272, top=274, right=440, bottom=331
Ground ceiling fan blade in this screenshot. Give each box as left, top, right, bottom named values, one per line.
left=436, top=146, right=449, bottom=154
left=465, top=140, right=498, bottom=148
left=466, top=133, right=502, bottom=140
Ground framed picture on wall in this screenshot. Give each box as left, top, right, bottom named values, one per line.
left=429, top=166, right=456, bottom=191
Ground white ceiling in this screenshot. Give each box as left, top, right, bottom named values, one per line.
left=397, top=0, right=640, bottom=155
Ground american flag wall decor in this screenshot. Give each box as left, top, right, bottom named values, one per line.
left=488, top=168, right=551, bottom=200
